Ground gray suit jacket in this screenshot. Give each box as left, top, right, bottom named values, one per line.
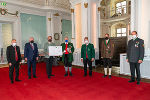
left=127, top=38, right=144, bottom=63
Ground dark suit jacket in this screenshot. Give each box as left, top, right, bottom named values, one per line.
left=24, top=42, right=39, bottom=60
left=127, top=38, right=145, bottom=63
left=81, top=43, right=95, bottom=60
left=101, top=39, right=114, bottom=58
left=6, top=45, right=21, bottom=64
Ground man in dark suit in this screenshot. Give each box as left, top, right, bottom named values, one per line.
left=101, top=33, right=114, bottom=78
left=24, top=37, right=39, bottom=79
left=126, top=31, right=145, bottom=85
left=81, top=37, right=95, bottom=76
left=6, top=39, right=21, bottom=84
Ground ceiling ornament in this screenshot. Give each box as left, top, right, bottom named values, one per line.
left=0, top=8, right=18, bottom=16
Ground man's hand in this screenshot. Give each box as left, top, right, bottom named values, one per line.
left=91, top=58, right=95, bottom=62
left=9, top=63, right=12, bottom=66
left=81, top=58, right=83, bottom=62
left=25, top=58, right=27, bottom=61
left=69, top=51, right=72, bottom=53
left=126, top=59, right=128, bottom=62
left=138, top=60, right=143, bottom=63
left=36, top=57, right=39, bottom=61
left=19, top=62, right=22, bottom=65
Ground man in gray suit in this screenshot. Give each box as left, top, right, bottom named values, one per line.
left=126, top=31, right=145, bottom=85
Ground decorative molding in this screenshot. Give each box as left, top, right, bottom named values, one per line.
left=54, top=13, right=60, bottom=16
left=84, top=3, right=88, bottom=8
left=48, top=18, right=51, bottom=21
left=71, top=8, right=74, bottom=13
left=98, top=7, right=101, bottom=12
left=0, top=8, right=18, bottom=16
left=54, top=33, right=60, bottom=40
left=2, top=0, right=70, bottom=14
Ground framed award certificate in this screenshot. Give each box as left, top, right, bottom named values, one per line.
left=48, top=46, right=62, bottom=56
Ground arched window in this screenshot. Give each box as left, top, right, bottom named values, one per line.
left=116, top=1, right=127, bottom=14
left=116, top=28, right=126, bottom=37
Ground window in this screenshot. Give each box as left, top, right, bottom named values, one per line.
left=116, top=28, right=126, bottom=37
left=116, top=1, right=127, bottom=14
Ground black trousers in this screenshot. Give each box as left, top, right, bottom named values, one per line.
left=9, top=61, right=19, bottom=81
left=129, top=62, right=141, bottom=82
left=103, top=58, right=112, bottom=68
left=83, top=58, right=92, bottom=75
left=45, top=57, right=53, bottom=76
left=64, top=54, right=72, bottom=67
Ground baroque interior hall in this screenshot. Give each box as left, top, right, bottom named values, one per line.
left=0, top=0, right=150, bottom=100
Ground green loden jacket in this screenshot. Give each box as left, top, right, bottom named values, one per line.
left=61, top=42, right=74, bottom=63
left=81, top=43, right=95, bottom=60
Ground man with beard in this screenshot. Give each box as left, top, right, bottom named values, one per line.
left=44, top=36, right=56, bottom=79
left=101, top=33, right=114, bottom=78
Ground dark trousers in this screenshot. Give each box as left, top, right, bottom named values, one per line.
left=64, top=54, right=72, bottom=67
left=45, top=57, right=53, bottom=76
left=103, top=58, right=112, bottom=68
left=27, top=59, right=36, bottom=77
left=83, top=58, right=92, bottom=76
left=129, top=62, right=141, bottom=82
left=9, top=61, right=19, bottom=81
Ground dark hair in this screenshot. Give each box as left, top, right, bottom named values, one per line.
left=132, top=31, right=137, bottom=34
left=84, top=37, right=88, bottom=40
left=105, top=33, right=109, bottom=36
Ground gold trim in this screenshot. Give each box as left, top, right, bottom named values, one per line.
left=84, top=3, right=88, bottom=8
left=71, top=9, right=74, bottom=13
left=48, top=18, right=51, bottom=21
left=54, top=13, right=59, bottom=16
left=98, top=7, right=101, bottom=12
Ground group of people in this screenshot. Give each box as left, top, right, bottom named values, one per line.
left=6, top=31, right=144, bottom=85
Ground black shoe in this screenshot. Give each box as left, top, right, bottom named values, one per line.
left=109, top=75, right=111, bottom=79
left=69, top=72, right=73, bottom=76
left=50, top=74, right=55, bottom=76
left=28, top=76, right=31, bottom=79
left=64, top=73, right=68, bottom=77
left=11, top=80, right=14, bottom=84
left=103, top=75, right=107, bottom=78
left=137, top=81, right=140, bottom=85
left=89, top=74, right=92, bottom=77
left=33, top=76, right=37, bottom=78
left=128, top=80, right=135, bottom=83
left=48, top=76, right=51, bottom=79
left=15, top=79, right=21, bottom=82
left=84, top=74, right=87, bottom=77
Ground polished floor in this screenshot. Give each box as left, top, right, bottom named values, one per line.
left=73, top=65, right=150, bottom=83
left=0, top=63, right=150, bottom=83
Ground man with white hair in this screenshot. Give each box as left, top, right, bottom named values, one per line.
left=24, top=37, right=39, bottom=79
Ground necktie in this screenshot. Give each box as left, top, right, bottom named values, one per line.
left=86, top=45, right=88, bottom=58
left=65, top=44, right=69, bottom=54
left=30, top=44, right=34, bottom=50
left=15, top=47, right=18, bottom=61
left=106, top=40, right=107, bottom=45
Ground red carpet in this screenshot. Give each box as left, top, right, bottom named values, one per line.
left=0, top=63, right=150, bottom=100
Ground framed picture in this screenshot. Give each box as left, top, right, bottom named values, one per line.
left=54, top=33, right=59, bottom=40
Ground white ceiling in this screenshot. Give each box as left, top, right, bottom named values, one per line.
left=9, top=0, right=70, bottom=9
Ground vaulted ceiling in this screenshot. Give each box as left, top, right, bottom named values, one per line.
left=9, top=0, right=70, bottom=10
